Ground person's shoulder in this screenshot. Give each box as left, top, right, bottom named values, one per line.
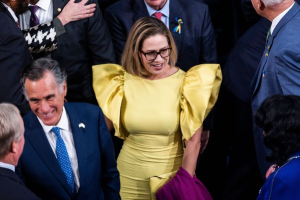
left=65, top=102, right=100, bottom=112
left=274, top=159, right=300, bottom=182
left=105, top=0, right=133, bottom=13
left=175, top=0, right=208, bottom=11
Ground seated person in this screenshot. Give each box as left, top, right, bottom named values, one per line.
left=255, top=95, right=300, bottom=200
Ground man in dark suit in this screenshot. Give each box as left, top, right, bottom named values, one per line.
left=0, top=0, right=96, bottom=116
left=251, top=0, right=300, bottom=178
left=16, top=58, right=120, bottom=200
left=105, top=0, right=217, bottom=71
left=19, top=0, right=116, bottom=105
left=0, top=103, right=40, bottom=200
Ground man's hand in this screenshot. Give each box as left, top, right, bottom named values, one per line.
left=200, top=130, right=210, bottom=154
left=57, top=0, right=96, bottom=26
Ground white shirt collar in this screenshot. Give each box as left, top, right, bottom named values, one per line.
left=29, top=0, right=51, bottom=11
left=144, top=0, right=170, bottom=18
left=37, top=106, right=70, bottom=134
left=0, top=162, right=15, bottom=172
left=270, top=2, right=294, bottom=34
left=1, top=2, right=18, bottom=23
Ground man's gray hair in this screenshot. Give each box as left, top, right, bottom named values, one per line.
left=20, top=58, right=67, bottom=99
left=0, top=103, right=24, bottom=159
left=261, top=0, right=285, bottom=6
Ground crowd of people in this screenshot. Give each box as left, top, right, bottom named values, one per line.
left=1, top=0, right=300, bottom=200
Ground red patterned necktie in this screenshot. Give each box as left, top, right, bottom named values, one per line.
left=153, top=12, right=163, bottom=20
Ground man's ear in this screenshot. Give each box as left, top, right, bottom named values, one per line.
left=258, top=0, right=266, bottom=12
left=63, top=81, right=67, bottom=96
left=10, top=141, right=17, bottom=154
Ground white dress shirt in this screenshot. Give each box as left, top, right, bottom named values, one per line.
left=145, top=0, right=170, bottom=28
left=270, top=2, right=294, bottom=34
left=1, top=2, right=18, bottom=23
left=37, top=107, right=80, bottom=191
left=0, top=162, right=15, bottom=172
left=19, top=0, right=53, bottom=30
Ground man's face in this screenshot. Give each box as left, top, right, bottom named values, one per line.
left=10, top=0, right=30, bottom=15
left=145, top=0, right=167, bottom=10
left=25, top=71, right=66, bottom=126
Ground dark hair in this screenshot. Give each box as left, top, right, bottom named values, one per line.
left=255, top=95, right=300, bottom=165
left=21, top=58, right=67, bottom=98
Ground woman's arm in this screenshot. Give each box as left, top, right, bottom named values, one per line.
left=182, top=126, right=202, bottom=177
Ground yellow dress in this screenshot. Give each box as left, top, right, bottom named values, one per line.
left=93, top=64, right=222, bottom=199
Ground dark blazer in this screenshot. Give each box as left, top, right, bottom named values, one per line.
left=51, top=0, right=116, bottom=104
left=251, top=1, right=300, bottom=177
left=257, top=152, right=300, bottom=200
left=17, top=103, right=121, bottom=200
left=105, top=0, right=217, bottom=71
left=0, top=2, right=32, bottom=116
left=223, top=17, right=271, bottom=103
left=0, top=167, right=40, bottom=200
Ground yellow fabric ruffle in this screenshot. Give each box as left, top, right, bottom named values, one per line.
left=92, top=64, right=128, bottom=139
left=92, top=63, right=222, bottom=141
left=180, top=64, right=222, bottom=141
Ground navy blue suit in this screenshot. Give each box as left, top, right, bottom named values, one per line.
left=17, top=103, right=120, bottom=200
left=257, top=152, right=300, bottom=200
left=51, top=0, right=116, bottom=105
left=251, top=1, right=300, bottom=177
left=105, top=0, right=217, bottom=71
left=0, top=3, right=31, bottom=116
left=0, top=167, right=40, bottom=200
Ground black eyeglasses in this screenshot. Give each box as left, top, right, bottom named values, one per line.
left=140, top=48, right=172, bottom=61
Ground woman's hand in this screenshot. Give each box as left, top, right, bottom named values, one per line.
left=182, top=126, right=203, bottom=177
left=57, top=0, right=96, bottom=26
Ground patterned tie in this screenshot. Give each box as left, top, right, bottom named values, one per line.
left=265, top=28, right=271, bottom=47
left=153, top=12, right=163, bottom=20
left=28, top=5, right=40, bottom=27
left=51, top=127, right=76, bottom=194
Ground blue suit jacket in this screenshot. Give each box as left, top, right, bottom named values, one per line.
left=105, top=0, right=217, bottom=71
left=257, top=152, right=300, bottom=200
left=0, top=167, right=40, bottom=200
left=251, top=1, right=300, bottom=177
left=16, top=103, right=120, bottom=200
left=50, top=0, right=115, bottom=104
left=0, top=3, right=32, bottom=116
left=223, top=17, right=271, bottom=103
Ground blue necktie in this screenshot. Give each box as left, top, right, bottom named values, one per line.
left=51, top=127, right=76, bottom=194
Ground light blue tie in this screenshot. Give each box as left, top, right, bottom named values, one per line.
left=51, top=127, right=76, bottom=194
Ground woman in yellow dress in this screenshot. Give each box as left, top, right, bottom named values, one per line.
left=93, top=17, right=222, bottom=200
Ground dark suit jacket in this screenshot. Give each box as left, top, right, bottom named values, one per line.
left=257, top=152, right=300, bottom=200
left=51, top=0, right=116, bottom=104
left=223, top=17, right=271, bottom=103
left=105, top=0, right=217, bottom=71
left=251, top=1, right=300, bottom=177
left=0, top=3, right=32, bottom=116
left=17, top=103, right=120, bottom=200
left=0, top=167, right=40, bottom=200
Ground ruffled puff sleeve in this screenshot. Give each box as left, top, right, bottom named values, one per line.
left=92, top=64, right=128, bottom=139
left=180, top=64, right=222, bottom=141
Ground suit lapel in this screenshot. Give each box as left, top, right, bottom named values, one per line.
left=169, top=0, right=184, bottom=57
left=64, top=104, right=88, bottom=191
left=252, top=2, right=300, bottom=96
left=52, top=0, right=68, bottom=18
left=25, top=112, right=72, bottom=196
left=132, top=0, right=149, bottom=22
left=0, top=2, right=17, bottom=24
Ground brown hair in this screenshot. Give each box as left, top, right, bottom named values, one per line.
left=121, top=17, right=177, bottom=78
